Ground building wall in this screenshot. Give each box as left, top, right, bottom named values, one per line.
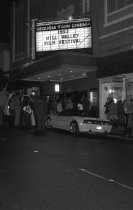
left=92, top=0, right=133, bottom=57
left=0, top=42, right=9, bottom=90
left=91, top=0, right=133, bottom=119
left=0, top=43, right=10, bottom=72
left=10, top=0, right=90, bottom=69
left=2, top=51, right=10, bottom=72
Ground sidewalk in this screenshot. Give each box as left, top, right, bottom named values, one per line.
left=107, top=125, right=133, bottom=141
left=107, top=133, right=133, bottom=141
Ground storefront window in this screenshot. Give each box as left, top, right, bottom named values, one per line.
left=89, top=90, right=98, bottom=106
left=111, top=76, right=125, bottom=103
left=112, top=76, right=133, bottom=102
left=126, top=79, right=133, bottom=100
left=99, top=74, right=133, bottom=119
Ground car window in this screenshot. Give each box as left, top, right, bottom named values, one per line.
left=72, top=110, right=87, bottom=117
left=58, top=109, right=89, bottom=117
left=58, top=109, right=74, bottom=116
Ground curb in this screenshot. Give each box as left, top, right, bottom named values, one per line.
left=107, top=134, right=133, bottom=142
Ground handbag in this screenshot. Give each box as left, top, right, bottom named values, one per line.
left=31, top=110, right=36, bottom=126
left=23, top=105, right=32, bottom=114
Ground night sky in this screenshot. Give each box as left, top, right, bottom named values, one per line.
left=0, top=0, right=74, bottom=43
left=0, top=0, right=10, bottom=42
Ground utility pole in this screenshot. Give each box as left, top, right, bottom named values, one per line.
left=26, top=19, right=38, bottom=60
left=32, top=19, right=38, bottom=60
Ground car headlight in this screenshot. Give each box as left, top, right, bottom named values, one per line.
left=80, top=122, right=84, bottom=126
left=96, top=126, right=102, bottom=130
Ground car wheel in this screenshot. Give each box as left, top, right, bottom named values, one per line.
left=70, top=121, right=79, bottom=136
left=45, top=117, right=52, bottom=128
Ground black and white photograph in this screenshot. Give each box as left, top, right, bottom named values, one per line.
left=0, top=0, right=133, bottom=209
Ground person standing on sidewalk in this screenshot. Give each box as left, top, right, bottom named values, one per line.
left=123, top=99, right=128, bottom=130
left=0, top=87, right=9, bottom=126
left=56, top=97, right=63, bottom=113
left=127, top=99, right=133, bottom=137
left=21, top=96, right=32, bottom=129
left=11, top=93, right=22, bottom=127
left=117, top=100, right=125, bottom=133
left=82, top=94, right=90, bottom=115
left=107, top=99, right=118, bottom=121
left=33, top=96, right=47, bottom=134
left=104, top=97, right=112, bottom=119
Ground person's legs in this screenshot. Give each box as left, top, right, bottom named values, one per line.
left=19, top=110, right=23, bottom=128
left=131, top=116, right=133, bottom=137
left=131, top=123, right=133, bottom=136
left=25, top=112, right=31, bottom=128
left=23, top=112, right=27, bottom=128
left=124, top=113, right=128, bottom=129
left=14, top=109, right=20, bottom=127
left=41, top=117, right=46, bottom=131
left=0, top=106, right=3, bottom=126
left=37, top=117, right=41, bottom=130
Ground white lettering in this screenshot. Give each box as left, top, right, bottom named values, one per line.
left=46, top=36, right=57, bottom=40
left=58, top=29, right=68, bottom=34
left=41, top=25, right=56, bottom=31
left=59, top=39, right=80, bottom=45
left=72, top=22, right=89, bottom=28
left=61, top=34, right=79, bottom=39
left=44, top=41, right=56, bottom=45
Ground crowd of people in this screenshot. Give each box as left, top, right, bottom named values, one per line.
left=1, top=87, right=133, bottom=137
left=0, top=90, right=48, bottom=134
left=0, top=90, right=98, bottom=133
left=47, top=93, right=98, bottom=117
left=104, top=97, right=133, bottom=136
left=8, top=93, right=48, bottom=133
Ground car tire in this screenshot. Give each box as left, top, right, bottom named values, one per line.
left=70, top=121, right=79, bottom=136
left=45, top=117, right=52, bottom=128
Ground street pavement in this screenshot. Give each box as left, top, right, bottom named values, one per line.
left=0, top=124, right=133, bottom=210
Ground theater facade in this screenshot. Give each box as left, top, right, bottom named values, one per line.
left=10, top=10, right=98, bottom=107
left=91, top=0, right=133, bottom=119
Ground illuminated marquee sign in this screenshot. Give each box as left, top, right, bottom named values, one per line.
left=36, top=18, right=91, bottom=52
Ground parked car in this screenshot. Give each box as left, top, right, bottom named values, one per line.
left=45, top=109, right=112, bottom=136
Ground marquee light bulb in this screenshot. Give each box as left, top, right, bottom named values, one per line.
left=68, top=16, right=72, bottom=20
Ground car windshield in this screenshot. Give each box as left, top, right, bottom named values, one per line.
left=58, top=109, right=89, bottom=117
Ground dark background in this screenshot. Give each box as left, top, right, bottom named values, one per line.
left=0, top=0, right=11, bottom=42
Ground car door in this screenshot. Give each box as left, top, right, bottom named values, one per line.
left=51, top=113, right=73, bottom=131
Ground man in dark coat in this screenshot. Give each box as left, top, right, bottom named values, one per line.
left=81, top=94, right=90, bottom=115
left=0, top=88, right=9, bottom=126
left=33, top=96, right=47, bottom=132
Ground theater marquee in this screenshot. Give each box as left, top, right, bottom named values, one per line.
left=36, top=18, right=91, bottom=52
